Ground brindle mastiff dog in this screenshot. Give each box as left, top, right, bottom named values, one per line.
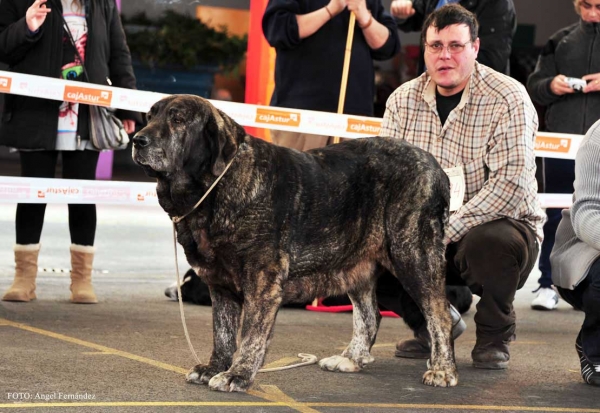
left=132, top=95, right=457, bottom=392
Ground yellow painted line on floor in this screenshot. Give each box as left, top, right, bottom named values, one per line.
left=249, top=385, right=320, bottom=413
left=82, top=350, right=119, bottom=354
left=371, top=342, right=396, bottom=349
left=310, top=405, right=600, bottom=412
left=1, top=319, right=594, bottom=413
left=462, top=340, right=547, bottom=345
left=0, top=318, right=187, bottom=375
left=0, top=402, right=282, bottom=409
left=0, top=319, right=315, bottom=413
left=0, top=402, right=599, bottom=412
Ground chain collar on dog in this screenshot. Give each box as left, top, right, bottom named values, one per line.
left=172, top=153, right=238, bottom=224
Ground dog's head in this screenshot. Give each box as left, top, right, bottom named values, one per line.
left=132, top=95, right=241, bottom=179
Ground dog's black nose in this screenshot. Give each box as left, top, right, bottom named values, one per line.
left=133, top=134, right=150, bottom=148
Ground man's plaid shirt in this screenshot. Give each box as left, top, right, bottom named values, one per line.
left=381, top=62, right=545, bottom=244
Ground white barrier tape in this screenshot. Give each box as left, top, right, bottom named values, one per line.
left=0, top=71, right=385, bottom=139
left=0, top=176, right=573, bottom=209
left=0, top=70, right=583, bottom=159
left=0, top=176, right=158, bottom=206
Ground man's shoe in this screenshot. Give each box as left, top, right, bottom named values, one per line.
left=395, top=304, right=466, bottom=359
left=576, top=333, right=600, bottom=386
left=472, top=340, right=510, bottom=369
left=531, top=287, right=559, bottom=311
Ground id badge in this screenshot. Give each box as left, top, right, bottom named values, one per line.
left=444, top=166, right=466, bottom=212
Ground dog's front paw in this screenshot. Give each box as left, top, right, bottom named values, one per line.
left=208, top=371, right=252, bottom=392
left=318, top=355, right=363, bottom=373
left=422, top=368, right=458, bottom=387
left=186, top=364, right=223, bottom=385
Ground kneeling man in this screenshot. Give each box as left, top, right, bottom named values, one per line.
left=378, top=4, right=544, bottom=369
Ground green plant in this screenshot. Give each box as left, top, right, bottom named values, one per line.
left=123, top=11, right=248, bottom=71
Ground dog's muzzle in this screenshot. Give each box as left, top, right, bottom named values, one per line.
left=132, top=134, right=150, bottom=148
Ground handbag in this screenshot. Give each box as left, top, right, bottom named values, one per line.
left=88, top=105, right=130, bottom=150
left=58, top=6, right=130, bottom=150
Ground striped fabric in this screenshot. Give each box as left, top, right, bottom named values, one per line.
left=550, top=120, right=600, bottom=289
left=381, top=62, right=545, bottom=243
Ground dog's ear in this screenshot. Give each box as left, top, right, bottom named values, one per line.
left=182, top=114, right=212, bottom=180
left=182, top=100, right=240, bottom=179
left=206, top=106, right=238, bottom=176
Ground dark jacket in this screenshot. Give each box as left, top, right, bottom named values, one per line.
left=0, top=0, right=140, bottom=150
left=527, top=21, right=600, bottom=134
left=397, top=0, right=516, bottom=74
left=262, top=0, right=400, bottom=116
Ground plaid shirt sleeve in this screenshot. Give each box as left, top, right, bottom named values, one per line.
left=447, top=93, right=539, bottom=243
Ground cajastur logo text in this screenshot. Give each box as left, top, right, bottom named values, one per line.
left=64, top=86, right=112, bottom=106
left=346, top=118, right=381, bottom=135
left=255, top=108, right=301, bottom=127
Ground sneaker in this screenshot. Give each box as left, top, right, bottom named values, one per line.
left=472, top=340, right=510, bottom=369
left=576, top=333, right=600, bottom=386
left=395, top=304, right=466, bottom=359
left=531, top=287, right=559, bottom=311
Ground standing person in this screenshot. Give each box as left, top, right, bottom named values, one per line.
left=550, top=119, right=600, bottom=387
left=390, top=0, right=516, bottom=74
left=262, top=0, right=400, bottom=151
left=0, top=0, right=140, bottom=303
left=527, top=0, right=600, bottom=311
left=378, top=4, right=544, bottom=369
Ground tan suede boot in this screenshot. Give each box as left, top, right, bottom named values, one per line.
left=2, top=244, right=41, bottom=302
left=70, top=244, right=97, bottom=304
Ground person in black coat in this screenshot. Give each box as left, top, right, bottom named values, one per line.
left=262, top=0, right=400, bottom=150
left=390, top=0, right=516, bottom=74
left=0, top=0, right=140, bottom=304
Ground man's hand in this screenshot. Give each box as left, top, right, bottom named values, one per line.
left=583, top=73, right=600, bottom=93
left=327, top=0, right=347, bottom=16
left=550, top=75, right=577, bottom=96
left=390, top=0, right=415, bottom=19
left=347, top=0, right=371, bottom=26
left=26, top=0, right=51, bottom=33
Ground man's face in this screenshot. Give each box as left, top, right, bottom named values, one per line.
left=424, top=24, right=479, bottom=97
left=579, top=0, right=600, bottom=23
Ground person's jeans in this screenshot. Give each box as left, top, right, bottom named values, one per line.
left=538, top=158, right=575, bottom=288
left=556, top=257, right=600, bottom=362
left=377, top=218, right=539, bottom=342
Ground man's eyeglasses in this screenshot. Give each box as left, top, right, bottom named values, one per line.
left=424, top=41, right=472, bottom=54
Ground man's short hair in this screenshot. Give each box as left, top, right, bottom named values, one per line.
left=421, top=4, right=479, bottom=46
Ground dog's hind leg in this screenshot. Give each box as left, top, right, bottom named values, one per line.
left=186, top=286, right=242, bottom=385
left=390, top=244, right=458, bottom=387
left=319, top=266, right=380, bottom=373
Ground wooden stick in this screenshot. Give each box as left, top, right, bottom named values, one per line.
left=332, top=13, right=356, bottom=145
left=311, top=13, right=356, bottom=308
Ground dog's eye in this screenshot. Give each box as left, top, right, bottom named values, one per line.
left=169, top=110, right=185, bottom=124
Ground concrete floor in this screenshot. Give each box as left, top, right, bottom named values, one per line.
left=0, top=202, right=598, bottom=413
